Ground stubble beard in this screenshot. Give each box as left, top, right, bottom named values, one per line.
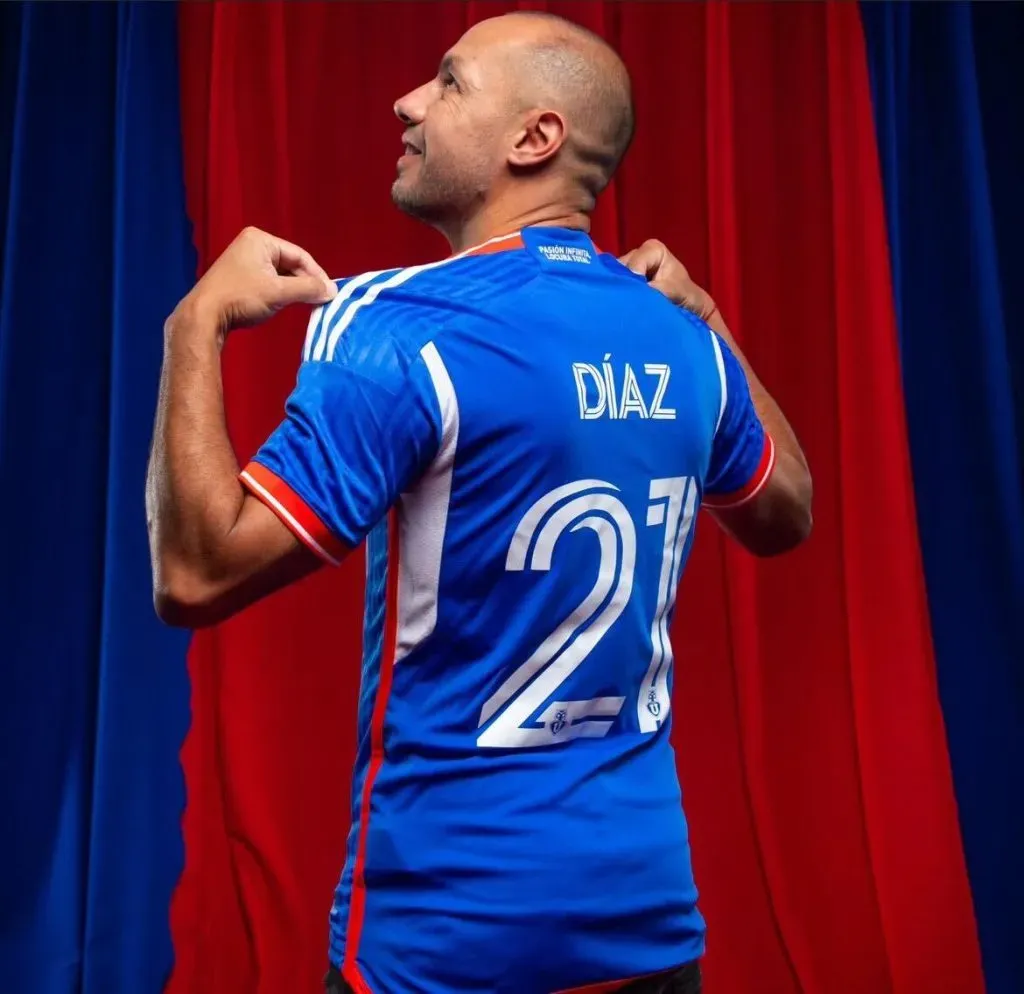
left=391, top=152, right=487, bottom=230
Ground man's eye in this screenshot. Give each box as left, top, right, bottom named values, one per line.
left=441, top=74, right=459, bottom=91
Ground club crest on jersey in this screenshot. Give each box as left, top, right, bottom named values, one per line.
left=646, top=689, right=661, bottom=718
left=572, top=355, right=676, bottom=420
left=550, top=708, right=569, bottom=736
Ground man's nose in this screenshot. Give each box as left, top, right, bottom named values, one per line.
left=394, top=82, right=432, bottom=125
left=394, top=97, right=414, bottom=126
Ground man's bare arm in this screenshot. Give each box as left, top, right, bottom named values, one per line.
left=620, top=239, right=812, bottom=556
left=700, top=306, right=812, bottom=555
left=146, top=227, right=340, bottom=627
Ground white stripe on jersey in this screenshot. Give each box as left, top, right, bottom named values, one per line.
left=309, top=269, right=395, bottom=362
left=301, top=307, right=323, bottom=362
left=709, top=330, right=728, bottom=436
left=319, top=232, right=523, bottom=363
left=394, top=341, right=460, bottom=663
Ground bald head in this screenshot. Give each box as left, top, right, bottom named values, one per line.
left=391, top=12, right=636, bottom=243
left=498, top=12, right=635, bottom=200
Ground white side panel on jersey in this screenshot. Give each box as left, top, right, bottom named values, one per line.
left=394, top=341, right=459, bottom=663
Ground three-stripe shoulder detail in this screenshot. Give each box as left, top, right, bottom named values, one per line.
left=303, top=269, right=399, bottom=363
left=303, top=233, right=527, bottom=364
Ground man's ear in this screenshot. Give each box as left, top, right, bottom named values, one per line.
left=508, top=109, right=567, bottom=168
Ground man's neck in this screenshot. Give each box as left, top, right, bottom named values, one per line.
left=445, top=201, right=590, bottom=255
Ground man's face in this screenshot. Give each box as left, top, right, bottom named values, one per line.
left=391, top=22, right=516, bottom=224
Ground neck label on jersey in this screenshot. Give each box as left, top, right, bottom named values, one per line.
left=523, top=227, right=597, bottom=268
left=536, top=243, right=592, bottom=265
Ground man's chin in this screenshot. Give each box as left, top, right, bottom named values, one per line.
left=390, top=180, right=436, bottom=222
left=391, top=177, right=415, bottom=208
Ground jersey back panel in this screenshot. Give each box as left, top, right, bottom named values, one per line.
left=243, top=227, right=771, bottom=993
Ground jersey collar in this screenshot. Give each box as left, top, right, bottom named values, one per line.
left=456, top=231, right=526, bottom=258
left=456, top=227, right=603, bottom=259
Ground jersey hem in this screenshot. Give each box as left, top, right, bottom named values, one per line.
left=553, top=960, right=697, bottom=994
left=327, top=956, right=700, bottom=994
left=239, top=460, right=348, bottom=565
left=341, top=961, right=372, bottom=994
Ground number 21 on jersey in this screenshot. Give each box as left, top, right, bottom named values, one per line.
left=477, top=477, right=698, bottom=749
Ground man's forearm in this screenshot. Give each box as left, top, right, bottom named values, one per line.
left=704, top=306, right=812, bottom=553
left=705, top=307, right=810, bottom=479
left=145, top=300, right=245, bottom=596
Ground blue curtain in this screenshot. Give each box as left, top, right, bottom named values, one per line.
left=860, top=4, right=1024, bottom=993
left=0, top=4, right=194, bottom=993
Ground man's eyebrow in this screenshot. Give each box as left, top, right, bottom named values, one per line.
left=439, top=53, right=463, bottom=77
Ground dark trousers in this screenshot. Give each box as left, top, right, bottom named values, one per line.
left=325, top=959, right=702, bottom=993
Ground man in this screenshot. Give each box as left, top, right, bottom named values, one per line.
left=147, top=11, right=811, bottom=994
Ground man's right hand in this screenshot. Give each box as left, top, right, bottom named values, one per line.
left=619, top=239, right=717, bottom=321
left=151, top=227, right=340, bottom=628
left=181, top=226, right=338, bottom=339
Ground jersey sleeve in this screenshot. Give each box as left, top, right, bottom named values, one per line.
left=240, top=301, right=442, bottom=564
left=703, top=332, right=776, bottom=509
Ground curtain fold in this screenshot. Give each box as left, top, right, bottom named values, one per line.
left=0, top=4, right=194, bottom=993
left=169, top=4, right=983, bottom=993
left=860, top=5, right=1024, bottom=993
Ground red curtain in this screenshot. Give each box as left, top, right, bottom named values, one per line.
left=169, top=4, right=984, bottom=993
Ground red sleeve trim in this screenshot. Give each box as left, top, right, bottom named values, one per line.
left=239, top=461, right=348, bottom=566
left=703, top=433, right=776, bottom=510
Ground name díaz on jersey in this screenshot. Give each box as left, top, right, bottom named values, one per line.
left=572, top=354, right=676, bottom=420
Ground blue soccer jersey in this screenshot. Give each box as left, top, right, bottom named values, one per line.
left=240, top=227, right=774, bottom=994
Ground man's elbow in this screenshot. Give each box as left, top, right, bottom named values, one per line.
left=752, top=504, right=813, bottom=557
left=152, top=566, right=226, bottom=629
left=713, top=468, right=813, bottom=557
left=756, top=468, right=814, bottom=556
left=154, top=588, right=205, bottom=629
